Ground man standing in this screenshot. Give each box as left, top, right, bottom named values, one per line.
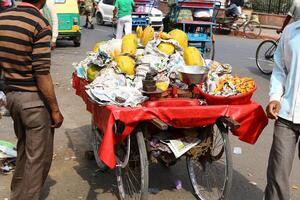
left=277, top=0, right=300, bottom=33
left=0, top=0, right=63, bottom=199
left=225, top=0, right=244, bottom=18
left=265, top=20, right=300, bottom=200
left=113, top=0, right=134, bottom=39
left=83, top=0, right=95, bottom=29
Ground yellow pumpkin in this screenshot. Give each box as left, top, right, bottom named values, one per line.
left=141, top=26, right=154, bottom=46
left=168, top=29, right=188, bottom=48
left=116, top=56, right=136, bottom=75
left=183, top=47, right=205, bottom=66
left=121, top=34, right=137, bottom=54
left=157, top=42, right=175, bottom=55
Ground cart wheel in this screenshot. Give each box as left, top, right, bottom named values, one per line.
left=186, top=123, right=232, bottom=200
left=115, top=129, right=149, bottom=200
left=243, top=21, right=262, bottom=39
left=91, top=123, right=108, bottom=171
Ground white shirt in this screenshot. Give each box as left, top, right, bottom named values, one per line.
left=269, top=20, right=300, bottom=124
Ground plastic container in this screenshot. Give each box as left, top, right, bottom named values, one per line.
left=197, top=85, right=256, bottom=105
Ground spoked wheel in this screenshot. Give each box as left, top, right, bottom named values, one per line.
left=115, top=129, right=149, bottom=200
left=255, top=40, right=277, bottom=75
left=243, top=21, right=262, bottom=39
left=91, top=122, right=108, bottom=171
left=187, top=123, right=232, bottom=200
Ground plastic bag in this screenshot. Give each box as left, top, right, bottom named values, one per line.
left=0, top=91, right=6, bottom=107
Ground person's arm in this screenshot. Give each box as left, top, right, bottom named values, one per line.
left=47, top=0, right=58, bottom=46
left=277, top=15, right=292, bottom=33
left=113, top=0, right=118, bottom=21
left=225, top=0, right=229, bottom=7
left=33, top=26, right=63, bottom=128
left=266, top=31, right=287, bottom=119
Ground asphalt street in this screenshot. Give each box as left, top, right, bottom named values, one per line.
left=1, top=23, right=300, bottom=200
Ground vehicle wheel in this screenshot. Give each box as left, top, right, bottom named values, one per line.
left=96, top=12, right=104, bottom=25
left=115, top=129, right=149, bottom=200
left=73, top=36, right=81, bottom=47
left=91, top=122, right=108, bottom=171
left=255, top=40, right=277, bottom=75
left=243, top=21, right=262, bottom=39
left=187, top=123, right=233, bottom=200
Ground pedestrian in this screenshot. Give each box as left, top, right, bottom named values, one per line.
left=265, top=20, right=300, bottom=200
left=113, top=0, right=134, bottom=39
left=277, top=0, right=300, bottom=33
left=83, top=0, right=95, bottom=29
left=0, top=0, right=64, bottom=199
left=42, top=0, right=58, bottom=49
left=225, top=0, right=244, bottom=18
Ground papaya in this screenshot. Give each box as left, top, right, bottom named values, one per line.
left=158, top=32, right=173, bottom=40
left=87, top=64, right=101, bottom=81
left=121, top=34, right=137, bottom=54
left=168, top=29, right=188, bottom=48
left=157, top=42, right=175, bottom=55
left=116, top=56, right=136, bottom=75
left=136, top=26, right=143, bottom=39
left=141, top=26, right=154, bottom=46
left=183, top=47, right=205, bottom=66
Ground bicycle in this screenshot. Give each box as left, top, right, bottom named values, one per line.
left=217, top=14, right=262, bottom=39
left=255, top=38, right=279, bottom=75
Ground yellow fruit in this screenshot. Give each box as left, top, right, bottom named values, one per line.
left=116, top=56, right=136, bottom=75
left=141, top=26, right=154, bottom=46
left=156, top=81, right=169, bottom=91
left=136, top=26, right=143, bottom=39
left=168, top=29, right=188, bottom=48
left=109, top=48, right=120, bottom=59
left=157, top=42, right=175, bottom=55
left=122, top=34, right=137, bottom=54
left=87, top=64, right=101, bottom=81
left=159, top=32, right=173, bottom=40
left=93, top=42, right=102, bottom=53
left=183, top=47, right=205, bottom=66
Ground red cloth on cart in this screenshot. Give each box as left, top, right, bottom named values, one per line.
left=72, top=73, right=268, bottom=169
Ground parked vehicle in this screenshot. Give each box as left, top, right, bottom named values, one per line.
left=55, top=0, right=81, bottom=47
left=96, top=0, right=163, bottom=28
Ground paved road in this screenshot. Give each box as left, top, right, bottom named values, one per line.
left=1, top=24, right=300, bottom=200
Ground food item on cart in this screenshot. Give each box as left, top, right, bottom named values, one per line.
left=157, top=42, right=175, bottom=55
left=116, top=55, right=136, bottom=76
left=109, top=48, right=121, bottom=60
left=156, top=81, right=169, bottom=91
left=158, top=32, right=173, bottom=40
left=206, top=60, right=232, bottom=74
left=142, top=26, right=155, bottom=46
left=183, top=47, right=205, bottom=66
left=93, top=42, right=102, bottom=53
left=168, top=29, right=188, bottom=48
left=136, top=26, right=143, bottom=39
left=87, top=64, right=101, bottom=81
left=177, top=9, right=193, bottom=21
left=121, top=34, right=137, bottom=54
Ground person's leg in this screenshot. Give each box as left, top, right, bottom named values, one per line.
left=124, top=16, right=132, bottom=36
left=265, top=118, right=299, bottom=200
left=84, top=13, right=88, bottom=28
left=116, top=17, right=125, bottom=39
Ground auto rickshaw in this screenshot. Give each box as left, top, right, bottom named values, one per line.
left=55, top=0, right=81, bottom=47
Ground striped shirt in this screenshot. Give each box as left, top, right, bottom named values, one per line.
left=0, top=3, right=52, bottom=92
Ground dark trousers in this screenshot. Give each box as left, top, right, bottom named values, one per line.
left=6, top=91, right=54, bottom=200
left=265, top=117, right=300, bottom=200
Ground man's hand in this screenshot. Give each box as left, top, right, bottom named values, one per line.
left=51, top=42, right=56, bottom=50
left=51, top=110, right=64, bottom=128
left=266, top=101, right=281, bottom=120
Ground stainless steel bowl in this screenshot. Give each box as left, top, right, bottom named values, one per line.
left=178, top=66, right=208, bottom=85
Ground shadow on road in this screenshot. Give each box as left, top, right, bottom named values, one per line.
left=64, top=125, right=263, bottom=200
left=41, top=176, right=57, bottom=200
left=245, top=66, right=271, bottom=81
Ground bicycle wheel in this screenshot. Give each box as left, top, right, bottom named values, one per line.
left=116, top=129, right=149, bottom=200
left=91, top=121, right=108, bottom=171
left=187, top=123, right=233, bottom=200
left=255, top=40, right=277, bottom=75
left=243, top=21, right=262, bottom=39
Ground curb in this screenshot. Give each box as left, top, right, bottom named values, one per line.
left=217, top=30, right=280, bottom=41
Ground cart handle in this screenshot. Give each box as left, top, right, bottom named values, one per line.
left=151, top=118, right=168, bottom=130
left=218, top=116, right=240, bottom=130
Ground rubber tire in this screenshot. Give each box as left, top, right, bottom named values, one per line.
left=116, top=130, right=149, bottom=200
left=255, top=40, right=277, bottom=75
left=96, top=12, right=104, bottom=25
left=186, top=123, right=233, bottom=200
left=243, top=21, right=262, bottom=39
left=91, top=123, right=108, bottom=171
left=73, top=36, right=81, bottom=47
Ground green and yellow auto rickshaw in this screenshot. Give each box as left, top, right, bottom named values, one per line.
left=55, top=0, right=81, bottom=47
